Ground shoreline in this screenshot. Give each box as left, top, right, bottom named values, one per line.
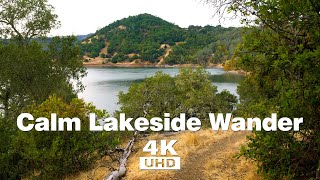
left=83, top=63, right=222, bottom=68
left=83, top=63, right=246, bottom=76
left=225, top=69, right=247, bottom=76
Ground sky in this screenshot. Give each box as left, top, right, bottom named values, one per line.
left=48, top=0, right=242, bottom=36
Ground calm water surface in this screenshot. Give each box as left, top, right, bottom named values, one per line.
left=79, top=67, right=244, bottom=113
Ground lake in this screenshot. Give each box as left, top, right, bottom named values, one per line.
left=78, top=67, right=244, bottom=113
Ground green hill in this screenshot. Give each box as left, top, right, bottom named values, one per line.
left=80, top=13, right=242, bottom=65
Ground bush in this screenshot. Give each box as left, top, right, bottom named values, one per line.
left=0, top=96, right=120, bottom=179
left=118, top=68, right=237, bottom=125
left=89, top=51, right=99, bottom=58
left=111, top=53, right=126, bottom=63
left=100, top=53, right=106, bottom=58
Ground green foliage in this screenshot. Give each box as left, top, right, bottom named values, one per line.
left=111, top=52, right=127, bottom=63
left=141, top=47, right=165, bottom=63
left=0, top=117, right=16, bottom=179
left=195, top=47, right=213, bottom=66
left=82, top=36, right=106, bottom=58
left=206, top=0, right=320, bottom=178
left=211, top=40, right=228, bottom=64
left=80, top=14, right=185, bottom=59
left=0, top=96, right=119, bottom=179
left=215, top=90, right=237, bottom=113
left=100, top=53, right=106, bottom=58
left=164, top=25, right=242, bottom=65
left=118, top=68, right=237, bottom=125
left=0, top=37, right=86, bottom=118
left=0, top=0, right=59, bottom=42
left=0, top=1, right=116, bottom=179
left=80, top=14, right=242, bottom=64
left=164, top=45, right=189, bottom=65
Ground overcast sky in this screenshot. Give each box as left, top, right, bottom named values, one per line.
left=48, top=0, right=242, bottom=36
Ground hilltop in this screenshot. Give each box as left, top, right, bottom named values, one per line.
left=80, top=14, right=242, bottom=66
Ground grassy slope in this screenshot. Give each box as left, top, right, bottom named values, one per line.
left=66, top=130, right=261, bottom=180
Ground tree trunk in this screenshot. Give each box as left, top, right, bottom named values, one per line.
left=105, top=133, right=137, bottom=180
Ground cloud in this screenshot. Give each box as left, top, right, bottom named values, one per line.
left=48, top=0, right=242, bottom=36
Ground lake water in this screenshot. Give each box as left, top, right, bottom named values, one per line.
left=79, top=67, right=244, bottom=113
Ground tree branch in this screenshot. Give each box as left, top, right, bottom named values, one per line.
left=104, top=132, right=137, bottom=180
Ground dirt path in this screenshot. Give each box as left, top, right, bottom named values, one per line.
left=66, top=131, right=258, bottom=180
left=100, top=42, right=109, bottom=55
left=172, top=131, right=248, bottom=180
left=158, top=46, right=172, bottom=65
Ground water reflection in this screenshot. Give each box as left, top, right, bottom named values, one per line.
left=79, top=67, right=244, bottom=113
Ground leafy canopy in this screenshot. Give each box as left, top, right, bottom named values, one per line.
left=0, top=0, right=59, bottom=42
left=205, top=0, right=320, bottom=178
left=0, top=36, right=86, bottom=118
left=118, top=68, right=237, bottom=126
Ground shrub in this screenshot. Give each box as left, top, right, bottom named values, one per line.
left=111, top=53, right=126, bottom=63
left=118, top=68, right=237, bottom=126
left=2, top=96, right=120, bottom=179
left=100, top=53, right=106, bottom=58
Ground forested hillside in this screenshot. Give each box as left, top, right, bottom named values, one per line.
left=80, top=13, right=242, bottom=65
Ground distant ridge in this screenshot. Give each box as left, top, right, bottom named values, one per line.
left=79, top=13, right=242, bottom=65
left=77, top=34, right=92, bottom=41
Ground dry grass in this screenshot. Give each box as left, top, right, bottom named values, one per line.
left=118, top=25, right=127, bottom=30
left=65, top=156, right=114, bottom=180
left=65, top=130, right=261, bottom=180
left=158, top=44, right=172, bottom=65
left=203, top=136, right=261, bottom=180
left=124, top=130, right=233, bottom=179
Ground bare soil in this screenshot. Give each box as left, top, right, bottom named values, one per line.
left=172, top=131, right=257, bottom=180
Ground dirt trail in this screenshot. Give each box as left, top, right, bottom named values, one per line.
left=100, top=42, right=109, bottom=55
left=158, top=46, right=172, bottom=65
left=173, top=132, right=248, bottom=180
left=66, top=131, right=257, bottom=180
